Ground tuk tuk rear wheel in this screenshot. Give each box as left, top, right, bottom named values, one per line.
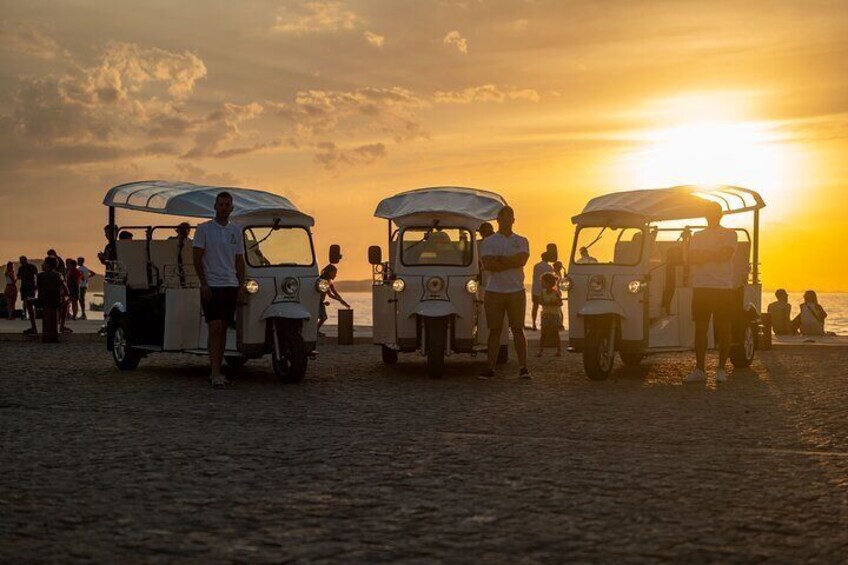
left=583, top=316, right=615, bottom=381
left=225, top=356, right=248, bottom=369
left=729, top=323, right=757, bottom=369
left=619, top=350, right=644, bottom=366
left=381, top=345, right=398, bottom=365
left=497, top=344, right=509, bottom=364
left=425, top=317, right=447, bottom=379
left=272, top=325, right=308, bottom=383
left=111, top=324, right=141, bottom=371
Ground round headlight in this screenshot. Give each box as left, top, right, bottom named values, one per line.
left=392, top=278, right=406, bottom=293
left=589, top=275, right=606, bottom=292
left=244, top=279, right=260, bottom=294
left=561, top=276, right=573, bottom=292
left=628, top=280, right=645, bottom=294
left=282, top=277, right=300, bottom=295
left=426, top=276, right=445, bottom=293
left=465, top=279, right=479, bottom=294
left=315, top=278, right=331, bottom=293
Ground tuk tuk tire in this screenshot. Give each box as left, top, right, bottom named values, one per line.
left=496, top=344, right=509, bottom=364
left=272, top=326, right=308, bottom=383
left=583, top=315, right=615, bottom=381
left=729, top=323, right=757, bottom=369
left=225, top=356, right=248, bottom=369
left=425, top=317, right=447, bottom=379
left=619, top=351, right=644, bottom=366
left=381, top=346, right=398, bottom=365
left=111, top=321, right=142, bottom=371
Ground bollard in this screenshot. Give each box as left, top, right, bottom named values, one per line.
left=759, top=312, right=772, bottom=350
left=338, top=308, right=354, bottom=345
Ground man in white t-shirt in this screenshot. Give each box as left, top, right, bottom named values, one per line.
left=193, top=191, right=246, bottom=389
left=685, top=203, right=738, bottom=384
left=530, top=251, right=554, bottom=331
left=479, top=206, right=531, bottom=379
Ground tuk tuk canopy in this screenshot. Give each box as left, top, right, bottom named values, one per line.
left=103, top=180, right=314, bottom=226
left=571, top=185, right=765, bottom=227
left=375, top=187, right=506, bottom=227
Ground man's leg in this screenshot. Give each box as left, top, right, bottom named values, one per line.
left=26, top=299, right=37, bottom=332
left=694, top=321, right=708, bottom=371
left=79, top=288, right=86, bottom=319
left=507, top=291, right=529, bottom=370
left=485, top=293, right=506, bottom=371
left=531, top=297, right=539, bottom=329
left=716, top=321, right=731, bottom=370
left=208, top=319, right=225, bottom=377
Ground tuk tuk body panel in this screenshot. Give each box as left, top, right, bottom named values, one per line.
left=372, top=284, right=397, bottom=344
left=163, top=288, right=202, bottom=350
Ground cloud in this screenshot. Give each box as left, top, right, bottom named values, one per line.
left=313, top=141, right=386, bottom=170
left=273, top=1, right=363, bottom=34
left=443, top=30, right=468, bottom=54
left=434, top=84, right=540, bottom=104
left=173, top=162, right=242, bottom=186
left=0, top=24, right=69, bottom=60
left=181, top=102, right=266, bottom=159
left=364, top=31, right=384, bottom=47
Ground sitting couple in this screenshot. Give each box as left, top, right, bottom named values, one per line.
left=767, top=289, right=830, bottom=336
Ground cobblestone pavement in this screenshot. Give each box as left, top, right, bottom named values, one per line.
left=2, top=343, right=847, bottom=563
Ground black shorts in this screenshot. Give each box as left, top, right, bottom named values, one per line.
left=202, top=287, right=239, bottom=323
left=68, top=287, right=80, bottom=300
left=692, top=288, right=737, bottom=324
left=21, top=286, right=35, bottom=301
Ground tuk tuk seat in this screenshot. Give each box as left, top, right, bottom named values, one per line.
left=149, top=239, right=195, bottom=288
left=116, top=240, right=151, bottom=289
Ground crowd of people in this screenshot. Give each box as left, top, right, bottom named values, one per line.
left=2, top=251, right=98, bottom=340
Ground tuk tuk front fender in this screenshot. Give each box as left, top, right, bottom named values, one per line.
left=578, top=301, right=626, bottom=319
left=260, top=302, right=312, bottom=321
left=411, top=301, right=460, bottom=319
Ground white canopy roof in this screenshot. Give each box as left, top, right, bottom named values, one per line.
left=374, top=187, right=506, bottom=223
left=572, top=185, right=765, bottom=226
left=103, top=181, right=313, bottom=225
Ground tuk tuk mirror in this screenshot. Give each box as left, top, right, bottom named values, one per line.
left=368, top=245, right=382, bottom=265
left=546, top=243, right=558, bottom=262
left=329, top=244, right=343, bottom=264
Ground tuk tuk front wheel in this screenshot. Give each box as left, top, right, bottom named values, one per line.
left=729, top=323, right=757, bottom=369
left=424, top=317, right=447, bottom=379
left=381, top=345, right=398, bottom=365
left=583, top=315, right=616, bottom=381
left=272, top=322, right=308, bottom=383
left=111, top=323, right=141, bottom=371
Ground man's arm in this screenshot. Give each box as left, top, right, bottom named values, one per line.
left=193, top=247, right=207, bottom=287
left=235, top=254, right=245, bottom=285
left=500, top=252, right=530, bottom=269
left=482, top=255, right=508, bottom=272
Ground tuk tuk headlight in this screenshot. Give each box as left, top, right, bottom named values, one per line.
left=628, top=280, right=646, bottom=294
left=426, top=276, right=445, bottom=293
left=465, top=279, right=479, bottom=294
left=315, top=278, right=331, bottom=293
left=392, top=278, right=406, bottom=293
left=282, top=277, right=300, bottom=295
left=589, top=275, right=606, bottom=292
left=244, top=279, right=260, bottom=294
left=561, top=276, right=573, bottom=292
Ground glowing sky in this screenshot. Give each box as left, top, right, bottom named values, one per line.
left=2, top=0, right=847, bottom=289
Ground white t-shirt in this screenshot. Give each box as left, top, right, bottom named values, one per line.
left=193, top=220, right=245, bottom=287
left=480, top=232, right=530, bottom=293
left=78, top=266, right=91, bottom=288
left=531, top=260, right=553, bottom=296
left=689, top=226, right=737, bottom=289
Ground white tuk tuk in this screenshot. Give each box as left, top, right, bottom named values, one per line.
left=565, top=185, right=765, bottom=380
left=102, top=181, right=340, bottom=383
left=368, top=187, right=509, bottom=378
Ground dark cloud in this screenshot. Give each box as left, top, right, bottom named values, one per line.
left=313, top=141, right=386, bottom=170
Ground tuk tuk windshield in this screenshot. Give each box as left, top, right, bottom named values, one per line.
left=243, top=226, right=314, bottom=267
left=573, top=226, right=644, bottom=265
left=401, top=227, right=473, bottom=267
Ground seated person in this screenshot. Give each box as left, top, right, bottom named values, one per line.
left=791, top=290, right=828, bottom=336
left=576, top=246, right=598, bottom=264
left=767, top=289, right=793, bottom=335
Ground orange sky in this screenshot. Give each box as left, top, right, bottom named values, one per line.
left=1, top=0, right=847, bottom=290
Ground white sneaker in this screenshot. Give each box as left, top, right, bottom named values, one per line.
left=210, top=374, right=227, bottom=389
left=715, top=368, right=729, bottom=383
left=684, top=368, right=706, bottom=383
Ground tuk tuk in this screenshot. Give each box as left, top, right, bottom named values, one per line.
left=368, top=187, right=509, bottom=378
left=102, top=180, right=340, bottom=383
left=564, top=185, right=765, bottom=380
